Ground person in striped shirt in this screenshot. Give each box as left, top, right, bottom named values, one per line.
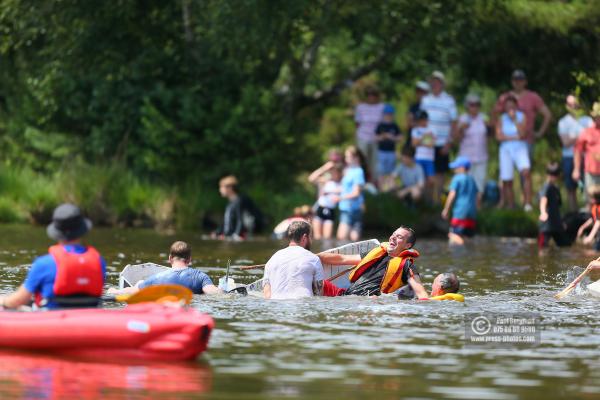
left=420, top=71, right=458, bottom=204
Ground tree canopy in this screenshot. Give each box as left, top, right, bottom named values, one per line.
left=0, top=0, right=599, bottom=187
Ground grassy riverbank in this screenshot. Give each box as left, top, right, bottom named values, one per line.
left=0, top=162, right=543, bottom=237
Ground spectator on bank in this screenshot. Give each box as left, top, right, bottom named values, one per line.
left=212, top=175, right=263, bottom=241
left=573, top=102, right=600, bottom=191
left=354, top=86, right=384, bottom=184
left=391, top=146, right=425, bottom=205
left=492, top=69, right=552, bottom=154
left=375, top=104, right=402, bottom=191
left=441, top=157, right=479, bottom=246
left=538, top=162, right=571, bottom=249
left=406, top=81, right=430, bottom=149
left=456, top=93, right=489, bottom=194
left=558, top=95, right=594, bottom=211
left=337, top=146, right=366, bottom=241
left=420, top=71, right=457, bottom=204
left=496, top=95, right=533, bottom=211
left=308, top=161, right=343, bottom=240
left=411, top=110, right=436, bottom=203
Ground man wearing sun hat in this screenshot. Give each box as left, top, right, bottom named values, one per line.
left=441, top=156, right=479, bottom=245
left=574, top=102, right=600, bottom=190
left=0, top=203, right=106, bottom=309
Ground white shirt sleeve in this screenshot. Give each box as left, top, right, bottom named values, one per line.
left=449, top=97, right=458, bottom=121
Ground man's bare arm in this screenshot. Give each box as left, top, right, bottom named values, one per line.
left=407, top=276, right=429, bottom=299
left=263, top=282, right=271, bottom=299
left=318, top=253, right=362, bottom=266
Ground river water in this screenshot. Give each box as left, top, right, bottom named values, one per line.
left=0, top=225, right=599, bottom=399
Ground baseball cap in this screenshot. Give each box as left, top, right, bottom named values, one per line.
left=512, top=69, right=526, bottom=80
left=383, top=104, right=395, bottom=115
left=431, top=71, right=445, bottom=82
left=448, top=156, right=471, bottom=170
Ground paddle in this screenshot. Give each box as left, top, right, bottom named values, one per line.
left=103, top=284, right=193, bottom=305
left=235, top=263, right=266, bottom=270
left=555, top=256, right=600, bottom=299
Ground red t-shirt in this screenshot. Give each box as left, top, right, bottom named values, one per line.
left=494, top=90, right=546, bottom=144
left=575, top=125, right=600, bottom=175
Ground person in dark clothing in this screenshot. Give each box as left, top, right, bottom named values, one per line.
left=320, top=227, right=459, bottom=299
left=213, top=175, right=263, bottom=240
left=375, top=104, right=403, bottom=190
left=538, top=162, right=572, bottom=248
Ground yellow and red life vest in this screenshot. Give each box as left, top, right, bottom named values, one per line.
left=348, top=242, right=420, bottom=294
left=592, top=204, right=600, bottom=222
left=49, top=245, right=104, bottom=297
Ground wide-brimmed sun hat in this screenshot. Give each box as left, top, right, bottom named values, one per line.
left=47, top=203, right=92, bottom=242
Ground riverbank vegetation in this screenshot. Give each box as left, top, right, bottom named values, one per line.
left=0, top=1, right=599, bottom=236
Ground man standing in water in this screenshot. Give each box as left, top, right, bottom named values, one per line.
left=108, top=241, right=222, bottom=295
left=0, top=203, right=106, bottom=309
left=263, top=220, right=325, bottom=300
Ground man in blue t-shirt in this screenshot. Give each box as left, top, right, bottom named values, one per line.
left=0, top=203, right=106, bottom=309
left=441, top=157, right=479, bottom=245
left=109, top=241, right=222, bottom=295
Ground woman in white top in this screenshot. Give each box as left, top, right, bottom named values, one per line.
left=496, top=95, right=531, bottom=210
left=308, top=161, right=343, bottom=240
left=456, top=94, right=489, bottom=194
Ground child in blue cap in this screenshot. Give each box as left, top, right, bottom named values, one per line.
left=441, top=156, right=479, bottom=245
left=375, top=104, right=402, bottom=191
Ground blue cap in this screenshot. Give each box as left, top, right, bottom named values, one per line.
left=383, top=104, right=395, bottom=115
left=449, top=156, right=471, bottom=170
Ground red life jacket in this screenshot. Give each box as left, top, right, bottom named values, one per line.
left=592, top=204, right=600, bottom=222
left=48, top=244, right=104, bottom=298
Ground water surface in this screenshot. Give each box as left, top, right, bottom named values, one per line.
left=0, top=225, right=599, bottom=399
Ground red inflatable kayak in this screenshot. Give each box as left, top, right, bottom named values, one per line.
left=0, top=303, right=214, bottom=361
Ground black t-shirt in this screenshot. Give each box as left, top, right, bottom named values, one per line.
left=539, top=182, right=562, bottom=232
left=375, top=122, right=401, bottom=152
left=217, top=194, right=263, bottom=237
left=344, top=252, right=419, bottom=296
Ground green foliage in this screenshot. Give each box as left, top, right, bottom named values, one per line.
left=0, top=0, right=598, bottom=236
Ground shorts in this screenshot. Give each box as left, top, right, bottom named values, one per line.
left=499, top=143, right=530, bottom=181
left=434, top=146, right=450, bottom=174
left=450, top=217, right=476, bottom=237
left=339, top=209, right=363, bottom=233
left=416, top=159, right=435, bottom=177
left=562, top=156, right=577, bottom=191
left=315, top=206, right=336, bottom=222
left=377, top=150, right=396, bottom=176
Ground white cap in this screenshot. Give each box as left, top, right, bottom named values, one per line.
left=415, top=81, right=430, bottom=92
left=431, top=70, right=445, bottom=82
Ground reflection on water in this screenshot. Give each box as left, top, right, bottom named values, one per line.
left=0, top=351, right=212, bottom=399
left=1, top=226, right=600, bottom=399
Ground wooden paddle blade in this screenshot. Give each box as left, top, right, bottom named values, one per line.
left=555, top=267, right=591, bottom=299
left=429, top=293, right=465, bottom=302
left=119, top=284, right=193, bottom=305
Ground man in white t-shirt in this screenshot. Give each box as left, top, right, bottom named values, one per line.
left=558, top=94, right=593, bottom=211
left=420, top=71, right=457, bottom=204
left=263, top=220, right=324, bottom=300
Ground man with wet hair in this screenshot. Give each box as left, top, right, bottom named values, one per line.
left=263, top=220, right=325, bottom=300
left=108, top=241, right=222, bottom=295
left=430, top=272, right=460, bottom=296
